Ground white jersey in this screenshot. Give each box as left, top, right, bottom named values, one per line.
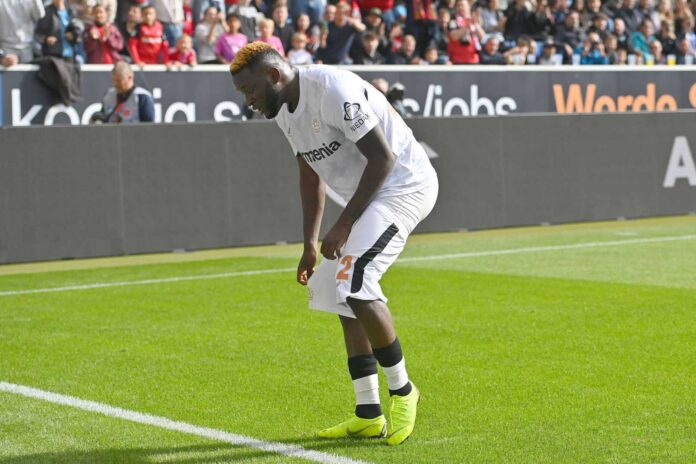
left=275, top=65, right=436, bottom=202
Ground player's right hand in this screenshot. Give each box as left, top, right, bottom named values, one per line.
left=297, top=248, right=317, bottom=285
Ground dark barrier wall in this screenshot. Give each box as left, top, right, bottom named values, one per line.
left=3, top=65, right=696, bottom=126
left=1, top=112, right=695, bottom=264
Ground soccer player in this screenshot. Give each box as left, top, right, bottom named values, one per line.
left=229, top=42, right=438, bottom=446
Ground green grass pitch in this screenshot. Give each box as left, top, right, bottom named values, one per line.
left=1, top=215, right=695, bottom=463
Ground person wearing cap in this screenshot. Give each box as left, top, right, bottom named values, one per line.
left=351, top=7, right=390, bottom=60
left=357, top=0, right=394, bottom=22
left=538, top=37, right=558, bottom=64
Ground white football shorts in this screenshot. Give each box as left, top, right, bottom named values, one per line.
left=308, top=177, right=438, bottom=318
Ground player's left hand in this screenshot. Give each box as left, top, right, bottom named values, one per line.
left=321, top=223, right=351, bottom=260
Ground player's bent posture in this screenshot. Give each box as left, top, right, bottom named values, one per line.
left=230, top=42, right=438, bottom=446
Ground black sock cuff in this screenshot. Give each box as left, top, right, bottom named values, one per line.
left=372, top=338, right=403, bottom=368
left=347, top=354, right=378, bottom=380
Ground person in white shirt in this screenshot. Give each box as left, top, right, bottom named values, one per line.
left=0, top=0, right=45, bottom=66
left=230, top=42, right=438, bottom=446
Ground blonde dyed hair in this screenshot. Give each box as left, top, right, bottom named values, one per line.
left=230, top=41, right=278, bottom=75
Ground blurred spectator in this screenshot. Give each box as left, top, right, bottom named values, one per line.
left=630, top=18, right=655, bottom=59
left=432, top=8, right=450, bottom=59
left=295, top=13, right=321, bottom=53
left=215, top=12, right=247, bottom=63
left=150, top=0, right=185, bottom=46
left=579, top=31, right=609, bottom=63
left=580, top=0, right=614, bottom=31
left=573, top=0, right=591, bottom=30
left=615, top=47, right=629, bottom=63
left=170, top=33, right=197, bottom=66
left=555, top=10, right=585, bottom=61
left=448, top=0, right=482, bottom=64
left=648, top=37, right=664, bottom=62
left=128, top=5, right=171, bottom=66
left=657, top=0, right=674, bottom=25
left=229, top=0, right=260, bottom=42
left=386, top=82, right=411, bottom=117
left=538, top=37, right=559, bottom=63
left=94, top=61, right=154, bottom=123
left=99, top=0, right=117, bottom=24
left=0, top=0, right=45, bottom=67
left=659, top=19, right=678, bottom=54
left=479, top=0, right=506, bottom=40
left=677, top=16, right=695, bottom=49
left=36, top=0, right=84, bottom=60
left=318, top=2, right=365, bottom=64
left=614, top=17, right=630, bottom=49
left=615, top=0, right=641, bottom=32
left=504, top=0, right=533, bottom=40
left=411, top=0, right=439, bottom=56
left=604, top=33, right=621, bottom=62
left=675, top=35, right=695, bottom=63
left=194, top=6, right=224, bottom=63
left=116, top=1, right=148, bottom=29
left=353, top=30, right=387, bottom=63
left=272, top=3, right=294, bottom=53
left=371, top=77, right=389, bottom=95
left=636, top=0, right=660, bottom=31
left=192, top=0, right=224, bottom=23
left=479, top=35, right=505, bottom=63
left=290, top=0, right=324, bottom=26
left=504, top=35, right=535, bottom=63
left=361, top=7, right=390, bottom=54
left=118, top=4, right=141, bottom=60
left=588, top=13, right=610, bottom=40
left=422, top=44, right=446, bottom=63
left=182, top=0, right=194, bottom=35
left=389, top=33, right=421, bottom=62
left=358, top=0, right=394, bottom=20
left=551, top=0, right=570, bottom=27
left=529, top=0, right=554, bottom=40
left=323, top=4, right=337, bottom=23
left=673, top=0, right=693, bottom=33
left=287, top=32, right=314, bottom=63
left=84, top=5, right=123, bottom=64
left=258, top=18, right=285, bottom=55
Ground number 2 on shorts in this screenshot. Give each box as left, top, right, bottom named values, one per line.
left=336, top=255, right=353, bottom=280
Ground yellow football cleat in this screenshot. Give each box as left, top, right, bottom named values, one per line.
left=386, top=383, right=420, bottom=446
left=317, top=414, right=387, bottom=439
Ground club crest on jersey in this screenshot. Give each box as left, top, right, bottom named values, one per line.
left=343, top=102, right=363, bottom=121
left=311, top=118, right=321, bottom=133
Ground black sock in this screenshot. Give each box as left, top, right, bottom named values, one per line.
left=372, top=338, right=413, bottom=397
left=348, top=354, right=382, bottom=419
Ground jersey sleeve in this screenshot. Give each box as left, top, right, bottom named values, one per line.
left=321, top=79, right=379, bottom=144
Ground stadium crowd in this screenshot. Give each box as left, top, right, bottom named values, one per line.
left=2, top=0, right=696, bottom=68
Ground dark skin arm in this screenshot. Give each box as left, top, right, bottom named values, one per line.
left=320, top=125, right=396, bottom=260
left=296, top=156, right=326, bottom=285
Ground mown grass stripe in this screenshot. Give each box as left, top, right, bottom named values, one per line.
left=1, top=234, right=694, bottom=297
left=0, top=381, right=369, bottom=464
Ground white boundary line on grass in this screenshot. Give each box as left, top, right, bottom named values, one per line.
left=0, top=381, right=369, bottom=464
left=0, top=234, right=694, bottom=297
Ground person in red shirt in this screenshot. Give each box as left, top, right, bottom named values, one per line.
left=169, top=33, right=197, bottom=66
left=447, top=0, right=483, bottom=64
left=84, top=5, right=124, bottom=64
left=128, top=5, right=172, bottom=67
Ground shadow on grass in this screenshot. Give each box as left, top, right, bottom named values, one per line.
left=0, top=438, right=382, bottom=463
